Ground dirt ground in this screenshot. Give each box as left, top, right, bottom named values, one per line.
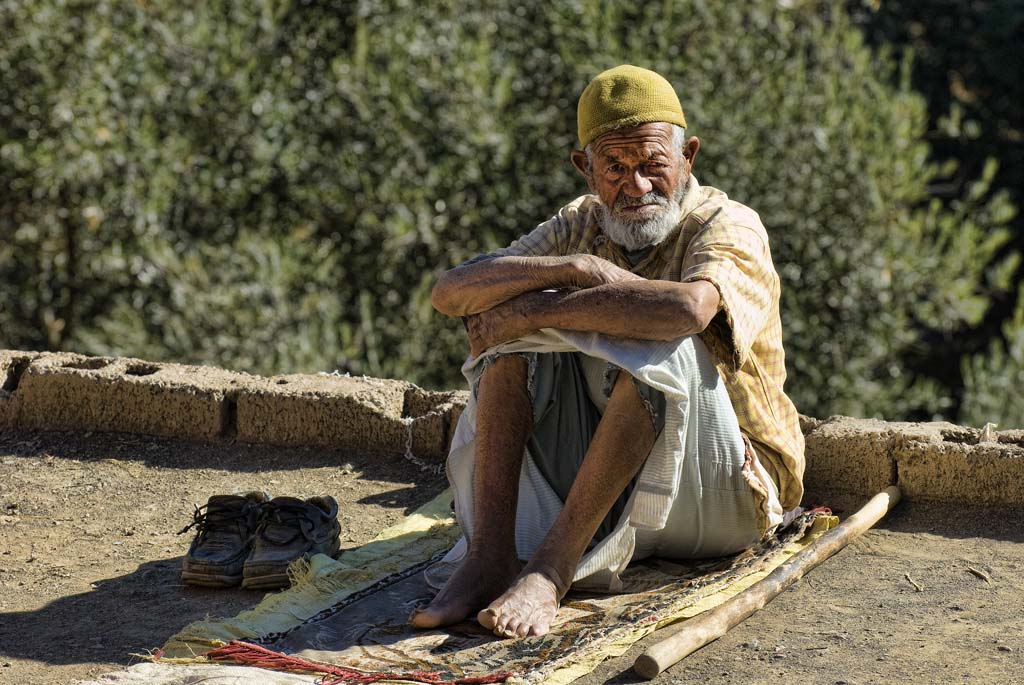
left=1, top=429, right=1022, bottom=685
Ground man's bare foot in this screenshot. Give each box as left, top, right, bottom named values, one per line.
left=409, top=553, right=522, bottom=629
left=477, top=567, right=563, bottom=638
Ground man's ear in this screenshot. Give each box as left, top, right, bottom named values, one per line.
left=570, top=149, right=595, bottom=191
left=682, top=136, right=700, bottom=171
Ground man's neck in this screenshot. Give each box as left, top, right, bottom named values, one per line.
left=624, top=245, right=654, bottom=266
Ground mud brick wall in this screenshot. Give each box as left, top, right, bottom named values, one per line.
left=3, top=351, right=243, bottom=441
left=2, top=349, right=1022, bottom=505
left=803, top=416, right=1024, bottom=506
left=0, top=349, right=458, bottom=461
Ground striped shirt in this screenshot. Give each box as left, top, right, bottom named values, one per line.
left=472, top=176, right=805, bottom=509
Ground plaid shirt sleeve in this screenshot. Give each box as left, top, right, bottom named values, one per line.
left=458, top=203, right=582, bottom=267
left=679, top=219, right=779, bottom=371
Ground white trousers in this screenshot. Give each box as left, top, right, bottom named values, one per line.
left=443, top=329, right=784, bottom=591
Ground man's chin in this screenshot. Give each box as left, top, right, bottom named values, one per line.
left=599, top=209, right=681, bottom=251
left=601, top=223, right=673, bottom=251
left=613, top=208, right=663, bottom=223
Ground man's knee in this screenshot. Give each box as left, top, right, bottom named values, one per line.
left=475, top=354, right=534, bottom=441
left=486, top=353, right=529, bottom=374
left=477, top=354, right=531, bottom=407
left=480, top=353, right=529, bottom=383
left=606, top=371, right=662, bottom=438
left=608, top=370, right=638, bottom=404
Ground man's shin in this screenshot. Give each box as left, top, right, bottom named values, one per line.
left=469, top=354, right=534, bottom=553
left=530, top=372, right=656, bottom=585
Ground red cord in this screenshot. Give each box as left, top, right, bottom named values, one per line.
left=201, top=640, right=513, bottom=684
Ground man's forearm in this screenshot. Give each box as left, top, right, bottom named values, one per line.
left=468, top=280, right=720, bottom=353
left=520, top=280, right=718, bottom=340
left=431, top=256, right=587, bottom=317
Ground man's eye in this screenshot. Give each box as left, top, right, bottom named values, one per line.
left=606, top=164, right=624, bottom=174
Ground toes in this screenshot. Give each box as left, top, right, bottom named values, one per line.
left=527, top=620, right=550, bottom=637
left=490, top=609, right=517, bottom=639
left=409, top=606, right=441, bottom=629
left=494, top=615, right=541, bottom=639
left=477, top=607, right=498, bottom=630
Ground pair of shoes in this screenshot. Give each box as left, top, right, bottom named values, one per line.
left=179, top=492, right=341, bottom=590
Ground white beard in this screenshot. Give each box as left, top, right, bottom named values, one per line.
left=595, top=179, right=688, bottom=251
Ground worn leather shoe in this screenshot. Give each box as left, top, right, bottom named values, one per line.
left=179, top=491, right=269, bottom=587
left=241, top=496, right=342, bottom=590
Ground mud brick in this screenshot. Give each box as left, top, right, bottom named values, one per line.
left=236, top=374, right=410, bottom=452
left=803, top=416, right=910, bottom=498
left=14, top=353, right=243, bottom=440
left=894, top=427, right=1024, bottom=505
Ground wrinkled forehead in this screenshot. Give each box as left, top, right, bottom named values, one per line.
left=590, top=122, right=676, bottom=162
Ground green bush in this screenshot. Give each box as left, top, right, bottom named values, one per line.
left=0, top=0, right=1017, bottom=424
left=961, top=281, right=1024, bottom=427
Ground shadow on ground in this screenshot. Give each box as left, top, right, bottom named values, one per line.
left=878, top=500, right=1024, bottom=544
left=0, top=429, right=435, bottom=488
left=0, top=557, right=261, bottom=667
left=790, top=490, right=1024, bottom=545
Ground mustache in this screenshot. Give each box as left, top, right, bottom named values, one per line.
left=612, top=190, right=670, bottom=211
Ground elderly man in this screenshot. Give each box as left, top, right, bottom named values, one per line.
left=410, top=65, right=805, bottom=639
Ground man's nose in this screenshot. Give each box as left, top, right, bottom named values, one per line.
left=624, top=170, right=653, bottom=197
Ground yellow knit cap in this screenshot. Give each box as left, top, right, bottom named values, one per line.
left=577, top=65, right=687, bottom=148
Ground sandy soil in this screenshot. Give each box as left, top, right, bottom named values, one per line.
left=1, top=429, right=1022, bottom=685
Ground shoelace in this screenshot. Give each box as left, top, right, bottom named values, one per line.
left=254, top=501, right=322, bottom=545
left=177, top=501, right=261, bottom=542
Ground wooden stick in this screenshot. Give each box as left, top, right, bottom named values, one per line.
left=633, top=485, right=902, bottom=679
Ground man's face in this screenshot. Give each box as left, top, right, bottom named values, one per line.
left=571, top=122, right=700, bottom=251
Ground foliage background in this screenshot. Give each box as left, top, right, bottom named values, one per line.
left=1, top=0, right=1021, bottom=425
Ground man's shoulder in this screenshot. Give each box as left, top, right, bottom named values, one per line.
left=495, top=194, right=601, bottom=259
left=553, top=194, right=601, bottom=224
left=538, top=194, right=603, bottom=249
left=688, top=183, right=769, bottom=246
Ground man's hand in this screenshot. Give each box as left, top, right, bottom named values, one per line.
left=572, top=253, right=645, bottom=289
left=466, top=293, right=540, bottom=357
left=432, top=254, right=643, bottom=318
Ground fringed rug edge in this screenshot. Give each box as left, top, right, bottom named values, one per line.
left=159, top=490, right=459, bottom=660
left=535, top=513, right=840, bottom=685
